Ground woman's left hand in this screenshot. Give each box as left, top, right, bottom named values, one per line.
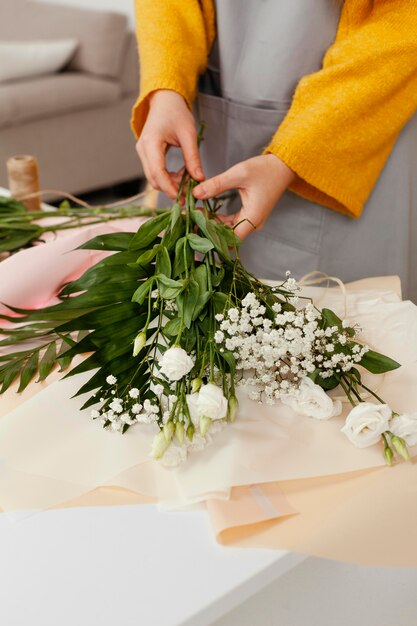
left=192, top=154, right=296, bottom=240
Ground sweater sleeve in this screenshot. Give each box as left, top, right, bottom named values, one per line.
left=131, top=0, right=215, bottom=139
left=266, top=1, right=417, bottom=218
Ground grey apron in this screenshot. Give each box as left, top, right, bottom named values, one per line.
left=168, top=0, right=417, bottom=301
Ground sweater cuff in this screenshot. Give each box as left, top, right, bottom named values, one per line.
left=265, top=141, right=363, bottom=219
left=130, top=77, right=197, bottom=140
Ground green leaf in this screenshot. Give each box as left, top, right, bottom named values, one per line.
left=164, top=317, right=181, bottom=337
left=190, top=210, right=231, bottom=260
left=57, top=302, right=140, bottom=332
left=213, top=292, right=227, bottom=313
left=163, top=213, right=185, bottom=251
left=183, top=280, right=200, bottom=328
left=129, top=212, right=171, bottom=250
left=131, top=277, right=153, bottom=305
left=0, top=360, right=23, bottom=393
left=309, top=369, right=340, bottom=391
left=157, top=275, right=185, bottom=300
left=211, top=266, right=225, bottom=287
left=78, top=232, right=134, bottom=251
left=156, top=246, right=172, bottom=278
left=214, top=221, right=240, bottom=248
left=192, top=292, right=211, bottom=320
left=136, top=244, right=160, bottom=268
left=193, top=264, right=207, bottom=293
left=219, top=350, right=236, bottom=377
left=38, top=341, right=57, bottom=381
left=187, top=233, right=214, bottom=253
left=172, top=236, right=193, bottom=277
left=18, top=351, right=39, bottom=392
left=0, top=227, right=42, bottom=252
left=359, top=349, right=401, bottom=374
left=60, top=263, right=145, bottom=296
left=0, top=196, right=26, bottom=213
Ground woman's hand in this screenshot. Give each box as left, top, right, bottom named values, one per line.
left=193, top=154, right=296, bottom=239
left=136, top=90, right=205, bottom=199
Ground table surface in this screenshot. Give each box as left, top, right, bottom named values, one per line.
left=0, top=504, right=305, bottom=626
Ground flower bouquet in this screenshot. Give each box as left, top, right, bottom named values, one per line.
left=0, top=167, right=414, bottom=467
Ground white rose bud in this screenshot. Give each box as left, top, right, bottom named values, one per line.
left=197, top=384, right=228, bottom=421
left=186, top=393, right=200, bottom=427
left=151, top=431, right=170, bottom=460
left=390, top=413, right=417, bottom=447
left=200, top=415, right=212, bottom=437
left=341, top=402, right=392, bottom=448
left=158, top=346, right=194, bottom=381
left=191, top=377, right=202, bottom=393
left=228, top=395, right=239, bottom=422
left=281, top=377, right=342, bottom=420
left=133, top=331, right=147, bottom=357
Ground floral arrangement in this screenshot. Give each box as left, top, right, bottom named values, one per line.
left=0, top=168, right=414, bottom=467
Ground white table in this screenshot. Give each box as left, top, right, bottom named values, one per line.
left=0, top=504, right=305, bottom=626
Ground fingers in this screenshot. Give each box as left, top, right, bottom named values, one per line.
left=179, top=129, right=205, bottom=182
left=137, top=137, right=178, bottom=199
left=217, top=206, right=260, bottom=241
left=232, top=211, right=258, bottom=240
left=193, top=164, right=243, bottom=200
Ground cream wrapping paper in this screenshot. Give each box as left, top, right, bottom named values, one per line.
left=2, top=268, right=417, bottom=564
left=1, top=279, right=416, bottom=495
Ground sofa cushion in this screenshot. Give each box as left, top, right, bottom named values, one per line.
left=0, top=73, right=121, bottom=129
left=0, top=39, right=78, bottom=84
left=0, top=1, right=128, bottom=79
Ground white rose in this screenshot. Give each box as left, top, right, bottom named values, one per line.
left=281, top=377, right=342, bottom=420
left=158, top=346, right=194, bottom=381
left=390, top=413, right=417, bottom=446
left=160, top=443, right=187, bottom=467
left=341, top=402, right=392, bottom=448
left=197, top=384, right=228, bottom=421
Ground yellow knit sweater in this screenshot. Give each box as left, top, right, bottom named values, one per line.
left=132, top=0, right=417, bottom=218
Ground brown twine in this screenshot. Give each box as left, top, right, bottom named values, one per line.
left=5, top=153, right=155, bottom=210
left=7, top=155, right=41, bottom=212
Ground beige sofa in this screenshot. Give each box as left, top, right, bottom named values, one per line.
left=0, top=0, right=143, bottom=197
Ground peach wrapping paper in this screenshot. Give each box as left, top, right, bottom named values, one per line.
left=1, top=221, right=417, bottom=564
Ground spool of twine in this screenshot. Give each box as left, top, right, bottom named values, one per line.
left=7, top=155, right=41, bottom=211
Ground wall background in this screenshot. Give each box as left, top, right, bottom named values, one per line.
left=35, top=0, right=135, bottom=27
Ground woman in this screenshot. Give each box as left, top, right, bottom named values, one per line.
left=132, top=1, right=417, bottom=301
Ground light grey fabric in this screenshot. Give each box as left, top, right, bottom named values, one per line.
left=119, top=33, right=140, bottom=96
left=0, top=1, right=128, bottom=79
left=193, top=0, right=417, bottom=302
left=0, top=95, right=142, bottom=196
left=0, top=73, right=121, bottom=129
